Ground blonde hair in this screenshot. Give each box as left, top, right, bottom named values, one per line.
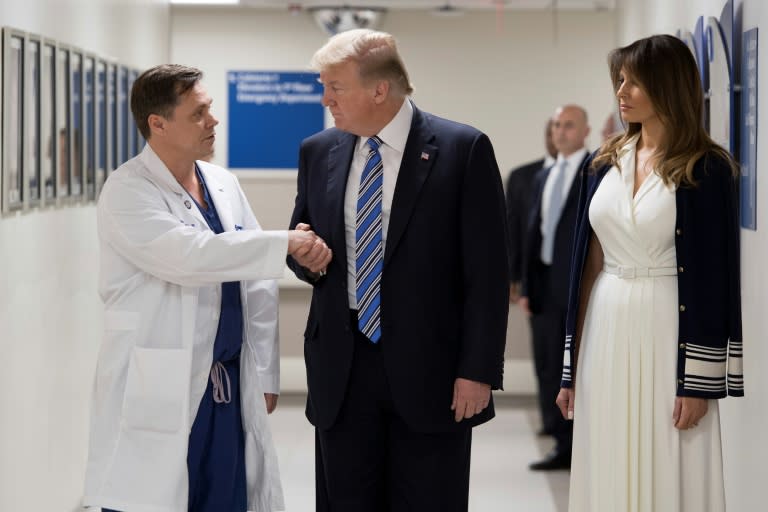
left=310, top=29, right=414, bottom=95
left=593, top=34, right=736, bottom=186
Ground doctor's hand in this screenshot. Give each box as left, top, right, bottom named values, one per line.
left=288, top=229, right=317, bottom=255
left=264, top=393, right=278, bottom=414
left=291, top=223, right=332, bottom=274
left=451, top=378, right=491, bottom=422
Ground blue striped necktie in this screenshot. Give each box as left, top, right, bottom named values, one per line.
left=355, top=136, right=384, bottom=343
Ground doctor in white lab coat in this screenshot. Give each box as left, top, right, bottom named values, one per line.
left=82, top=65, right=331, bottom=512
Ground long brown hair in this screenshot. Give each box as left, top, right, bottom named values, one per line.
left=593, top=34, right=737, bottom=186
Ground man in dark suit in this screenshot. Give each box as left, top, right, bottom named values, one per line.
left=506, top=119, right=556, bottom=302
left=287, top=29, right=509, bottom=511
left=520, top=104, right=590, bottom=470
left=505, top=120, right=556, bottom=439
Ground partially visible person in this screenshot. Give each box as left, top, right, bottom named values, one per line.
left=600, top=108, right=623, bottom=142
left=504, top=118, right=555, bottom=441
left=82, top=64, right=329, bottom=512
left=520, top=104, right=590, bottom=470
left=288, top=29, right=509, bottom=511
left=505, top=119, right=556, bottom=304
left=556, top=35, right=742, bottom=511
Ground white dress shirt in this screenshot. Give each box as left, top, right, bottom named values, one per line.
left=344, top=99, right=414, bottom=308
left=539, top=147, right=588, bottom=262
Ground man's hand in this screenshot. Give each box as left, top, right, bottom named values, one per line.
left=451, top=378, right=491, bottom=422
left=509, top=282, right=522, bottom=304
left=518, top=296, right=532, bottom=316
left=289, top=223, right=333, bottom=273
left=288, top=229, right=317, bottom=255
left=264, top=393, right=278, bottom=414
left=673, top=396, right=708, bottom=430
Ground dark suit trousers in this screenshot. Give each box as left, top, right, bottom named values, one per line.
left=315, top=316, right=472, bottom=512
left=529, top=264, right=573, bottom=453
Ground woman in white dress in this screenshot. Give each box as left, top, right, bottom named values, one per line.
left=556, top=35, right=743, bottom=512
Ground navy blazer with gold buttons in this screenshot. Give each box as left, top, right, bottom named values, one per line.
left=561, top=149, right=744, bottom=399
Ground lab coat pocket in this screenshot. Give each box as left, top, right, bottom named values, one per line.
left=122, top=347, right=187, bottom=434
left=105, top=310, right=139, bottom=331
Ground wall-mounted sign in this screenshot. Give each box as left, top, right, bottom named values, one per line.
left=694, top=16, right=709, bottom=92
left=679, top=3, right=757, bottom=231
left=707, top=17, right=731, bottom=151
left=227, top=71, right=324, bottom=169
left=740, top=28, right=758, bottom=231
left=715, top=0, right=739, bottom=155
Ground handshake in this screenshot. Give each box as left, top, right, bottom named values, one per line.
left=288, top=223, right=333, bottom=275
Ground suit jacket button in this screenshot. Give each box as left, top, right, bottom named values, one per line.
left=679, top=343, right=686, bottom=349
left=679, top=304, right=686, bottom=312
left=676, top=228, right=682, bottom=235
left=678, top=266, right=684, bottom=273
left=678, top=379, right=684, bottom=385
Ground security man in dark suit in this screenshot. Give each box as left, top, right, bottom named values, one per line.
left=520, top=104, right=590, bottom=470
left=287, top=29, right=509, bottom=511
left=506, top=119, right=557, bottom=304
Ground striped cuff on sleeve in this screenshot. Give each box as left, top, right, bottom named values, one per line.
left=727, top=339, right=744, bottom=396
left=560, top=334, right=573, bottom=388
left=680, top=342, right=727, bottom=397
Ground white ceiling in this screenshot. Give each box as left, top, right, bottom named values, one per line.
left=200, top=0, right=617, bottom=11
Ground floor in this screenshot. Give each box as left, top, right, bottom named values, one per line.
left=270, top=394, right=570, bottom=512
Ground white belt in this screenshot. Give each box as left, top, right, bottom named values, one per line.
left=603, top=263, right=678, bottom=279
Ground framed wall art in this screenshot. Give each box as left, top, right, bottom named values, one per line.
left=2, top=28, right=25, bottom=213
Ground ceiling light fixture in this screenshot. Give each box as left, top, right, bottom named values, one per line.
left=308, top=6, right=386, bottom=36
left=431, top=2, right=464, bottom=17
left=170, top=0, right=239, bottom=5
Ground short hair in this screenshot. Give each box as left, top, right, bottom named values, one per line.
left=557, top=104, right=589, bottom=125
left=130, top=64, right=203, bottom=139
left=310, top=29, right=414, bottom=95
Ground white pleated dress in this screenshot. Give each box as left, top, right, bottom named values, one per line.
left=568, top=144, right=726, bottom=512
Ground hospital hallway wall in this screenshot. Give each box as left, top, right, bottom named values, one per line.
left=1, top=0, right=767, bottom=510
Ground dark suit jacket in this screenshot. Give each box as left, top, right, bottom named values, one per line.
left=521, top=152, right=589, bottom=314
left=288, top=105, right=510, bottom=432
left=505, top=158, right=545, bottom=283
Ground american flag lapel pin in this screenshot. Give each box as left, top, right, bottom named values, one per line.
left=420, top=151, right=430, bottom=161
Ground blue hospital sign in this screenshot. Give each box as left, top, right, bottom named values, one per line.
left=227, top=71, right=324, bottom=169
left=740, top=29, right=758, bottom=230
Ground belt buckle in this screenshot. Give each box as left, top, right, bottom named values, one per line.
left=618, top=266, right=635, bottom=279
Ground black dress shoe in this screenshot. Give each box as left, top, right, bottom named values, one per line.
left=529, top=449, right=571, bottom=471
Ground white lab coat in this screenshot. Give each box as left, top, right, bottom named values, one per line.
left=83, top=145, right=287, bottom=512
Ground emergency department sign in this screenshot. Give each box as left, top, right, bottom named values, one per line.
left=227, top=71, right=324, bottom=169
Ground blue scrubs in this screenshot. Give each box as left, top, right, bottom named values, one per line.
left=186, top=165, right=248, bottom=511
left=105, top=165, right=248, bottom=512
